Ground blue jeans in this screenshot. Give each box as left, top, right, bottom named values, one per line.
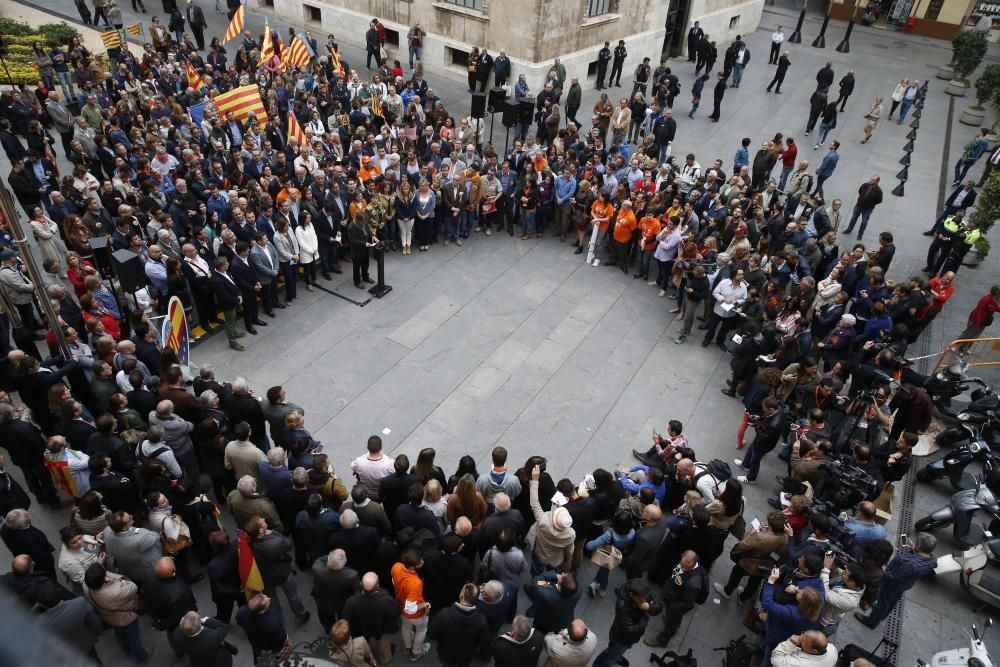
left=460, top=209, right=475, bottom=237
left=845, top=205, right=874, bottom=237
left=865, top=587, right=903, bottom=626
left=408, top=45, right=421, bottom=69
left=898, top=99, right=914, bottom=123
left=114, top=619, right=149, bottom=662
left=594, top=566, right=611, bottom=589
left=446, top=213, right=461, bottom=240
left=56, top=70, right=75, bottom=99
left=817, top=123, right=833, bottom=146
left=521, top=210, right=536, bottom=234
left=954, top=159, right=975, bottom=184
left=741, top=440, right=769, bottom=481
left=778, top=166, right=793, bottom=191
left=732, top=64, right=745, bottom=87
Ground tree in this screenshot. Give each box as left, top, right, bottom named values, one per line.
left=952, top=30, right=990, bottom=83
left=975, top=63, right=1000, bottom=110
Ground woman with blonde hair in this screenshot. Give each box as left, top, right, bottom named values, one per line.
left=395, top=178, right=417, bottom=255
left=421, top=479, right=448, bottom=532
left=329, top=619, right=376, bottom=666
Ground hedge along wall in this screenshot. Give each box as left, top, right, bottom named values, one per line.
left=0, top=18, right=85, bottom=85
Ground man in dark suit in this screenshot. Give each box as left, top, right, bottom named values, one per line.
left=623, top=504, right=667, bottom=580
left=312, top=206, right=341, bottom=281
left=228, top=242, right=265, bottom=335
left=926, top=180, right=977, bottom=236
left=221, top=379, right=270, bottom=452
left=185, top=0, right=208, bottom=50
left=311, top=548, right=361, bottom=631
left=249, top=233, right=281, bottom=316
left=175, top=611, right=234, bottom=666
left=142, top=557, right=199, bottom=655
left=329, top=510, right=381, bottom=573
left=7, top=159, right=46, bottom=213
left=209, top=257, right=245, bottom=351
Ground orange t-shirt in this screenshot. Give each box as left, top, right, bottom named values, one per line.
left=390, top=563, right=427, bottom=619
left=639, top=215, right=661, bottom=250
left=612, top=209, right=638, bottom=243
left=591, top=200, right=615, bottom=231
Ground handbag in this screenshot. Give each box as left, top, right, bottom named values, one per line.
left=590, top=543, right=623, bottom=570
left=161, top=516, right=193, bottom=555
left=478, top=549, right=495, bottom=583
left=730, top=514, right=747, bottom=540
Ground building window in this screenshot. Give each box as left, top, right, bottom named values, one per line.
left=925, top=0, right=943, bottom=20
left=263, top=0, right=273, bottom=6
left=729, top=15, right=740, bottom=29
left=587, top=0, right=612, bottom=17
left=447, top=46, right=470, bottom=67
left=587, top=59, right=598, bottom=78
left=444, top=0, right=484, bottom=10
left=304, top=4, right=321, bottom=22
left=384, top=28, right=400, bottom=47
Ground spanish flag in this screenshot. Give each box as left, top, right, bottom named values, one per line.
left=186, top=63, right=206, bottom=92
left=259, top=19, right=274, bottom=65
left=371, top=94, right=384, bottom=119
left=100, top=29, right=122, bottom=49
left=287, top=101, right=306, bottom=146
left=328, top=46, right=344, bottom=77
left=281, top=33, right=311, bottom=70
left=125, top=22, right=143, bottom=36
left=212, top=84, right=267, bottom=125
left=223, top=3, right=245, bottom=44
left=236, top=529, right=265, bottom=600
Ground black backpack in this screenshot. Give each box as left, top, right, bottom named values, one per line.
left=694, top=568, right=710, bottom=605
left=650, top=648, right=697, bottom=667
left=715, top=635, right=756, bottom=667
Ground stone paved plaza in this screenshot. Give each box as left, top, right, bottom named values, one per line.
left=5, top=0, right=1000, bottom=663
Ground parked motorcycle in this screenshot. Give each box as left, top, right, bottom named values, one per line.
left=936, top=378, right=1000, bottom=423
left=914, top=460, right=1000, bottom=547
left=916, top=618, right=995, bottom=667
left=917, top=415, right=995, bottom=491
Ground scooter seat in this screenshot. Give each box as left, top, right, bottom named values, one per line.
left=979, top=570, right=1000, bottom=597
left=989, top=539, right=1000, bottom=560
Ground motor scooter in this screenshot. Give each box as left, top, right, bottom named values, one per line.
left=935, top=533, right=1000, bottom=611
left=917, top=416, right=994, bottom=491
left=914, top=460, right=1000, bottom=547
left=916, top=618, right=994, bottom=667
left=937, top=377, right=1000, bottom=423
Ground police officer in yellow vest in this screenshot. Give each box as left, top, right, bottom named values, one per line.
left=941, top=219, right=981, bottom=276
left=924, top=211, right=964, bottom=276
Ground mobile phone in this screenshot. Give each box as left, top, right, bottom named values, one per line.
left=750, top=518, right=761, bottom=532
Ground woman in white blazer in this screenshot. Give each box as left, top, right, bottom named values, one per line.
left=295, top=212, right=319, bottom=291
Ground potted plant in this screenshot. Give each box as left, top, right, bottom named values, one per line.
left=962, top=63, right=1000, bottom=125
left=947, top=30, right=989, bottom=96
left=966, top=171, right=999, bottom=266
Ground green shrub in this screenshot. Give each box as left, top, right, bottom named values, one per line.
left=0, top=18, right=34, bottom=36
left=952, top=30, right=990, bottom=81
left=37, top=22, right=82, bottom=46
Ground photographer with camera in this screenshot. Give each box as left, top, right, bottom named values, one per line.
left=714, top=511, right=790, bottom=604
left=788, top=512, right=834, bottom=562
left=874, top=432, right=916, bottom=484
left=855, top=533, right=936, bottom=629
left=819, top=553, right=865, bottom=639
left=839, top=384, right=891, bottom=452
left=790, top=437, right=833, bottom=490
left=735, top=397, right=785, bottom=484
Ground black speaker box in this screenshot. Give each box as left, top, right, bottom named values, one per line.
left=518, top=99, right=534, bottom=124
left=112, top=248, right=147, bottom=293
left=89, top=235, right=115, bottom=280
left=487, top=87, right=507, bottom=112
left=471, top=91, right=487, bottom=119
left=501, top=102, right=517, bottom=128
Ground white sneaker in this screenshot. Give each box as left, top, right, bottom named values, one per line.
left=592, top=259, right=600, bottom=267
left=736, top=586, right=745, bottom=600
left=647, top=281, right=657, bottom=286
left=733, top=458, right=744, bottom=468
left=485, top=228, right=492, bottom=236
left=736, top=476, right=753, bottom=484
left=658, top=289, right=666, bottom=297
left=713, top=582, right=731, bottom=599
left=456, top=239, right=463, bottom=246
left=474, top=226, right=482, bottom=232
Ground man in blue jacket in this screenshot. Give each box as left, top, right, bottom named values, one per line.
left=812, top=141, right=840, bottom=200
left=953, top=128, right=989, bottom=186
left=855, top=532, right=936, bottom=627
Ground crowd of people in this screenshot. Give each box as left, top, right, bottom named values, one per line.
left=0, top=3, right=998, bottom=667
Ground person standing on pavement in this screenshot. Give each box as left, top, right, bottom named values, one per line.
left=769, top=27, right=784, bottom=64
left=610, top=40, right=628, bottom=88
left=185, top=0, right=207, bottom=51
left=643, top=550, right=708, bottom=649
left=953, top=128, right=990, bottom=186
left=887, top=79, right=908, bottom=120
left=923, top=212, right=964, bottom=277
left=956, top=285, right=1000, bottom=347
left=631, top=58, right=652, bottom=101
left=688, top=22, right=705, bottom=63
left=816, top=63, right=835, bottom=91
left=767, top=51, right=791, bottom=94
left=566, top=78, right=581, bottom=127
left=844, top=176, right=884, bottom=240
left=592, top=578, right=662, bottom=667
left=596, top=42, right=612, bottom=91
left=246, top=515, right=312, bottom=626
left=835, top=70, right=855, bottom=111
left=406, top=22, right=425, bottom=70
left=494, top=50, right=511, bottom=87
left=365, top=21, right=381, bottom=70
left=689, top=74, right=708, bottom=118
left=978, top=143, right=1000, bottom=186
left=805, top=87, right=828, bottom=136
left=674, top=265, right=710, bottom=344
left=812, top=141, right=840, bottom=200
left=897, top=80, right=919, bottom=123
left=926, top=180, right=977, bottom=236
left=731, top=41, right=750, bottom=88
left=855, top=533, right=936, bottom=628
left=861, top=96, right=883, bottom=144
left=709, top=72, right=727, bottom=122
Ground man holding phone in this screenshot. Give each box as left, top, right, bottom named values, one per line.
left=714, top=511, right=790, bottom=603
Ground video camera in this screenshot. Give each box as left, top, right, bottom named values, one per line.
left=817, top=459, right=880, bottom=512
